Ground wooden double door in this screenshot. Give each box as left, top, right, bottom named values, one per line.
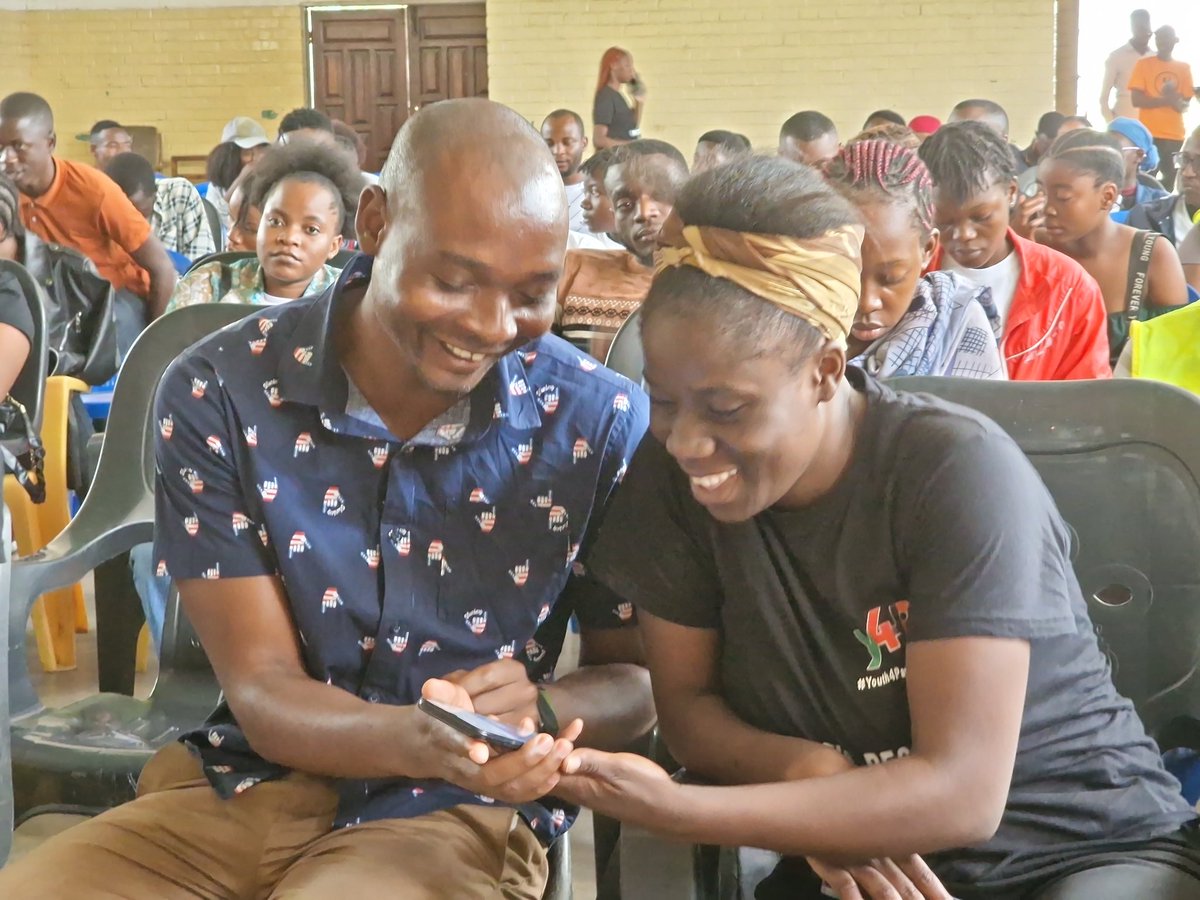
left=311, top=3, right=488, bottom=172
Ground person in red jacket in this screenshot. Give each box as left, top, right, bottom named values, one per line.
left=919, top=121, right=1111, bottom=381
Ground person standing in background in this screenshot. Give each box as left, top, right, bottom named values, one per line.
left=1101, top=10, right=1154, bottom=122
left=593, top=47, right=645, bottom=149
left=1129, top=25, right=1198, bottom=192
left=541, top=110, right=590, bottom=233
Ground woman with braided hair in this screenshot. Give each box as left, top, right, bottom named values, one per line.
left=919, top=121, right=1111, bottom=381
left=1035, top=128, right=1189, bottom=366
left=544, top=155, right=1200, bottom=899
left=827, top=139, right=1004, bottom=379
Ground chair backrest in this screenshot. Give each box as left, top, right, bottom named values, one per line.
left=604, top=308, right=644, bottom=384
left=199, top=197, right=223, bottom=251
left=186, top=250, right=254, bottom=275
left=331, top=249, right=357, bottom=269
left=0, top=498, right=13, bottom=866
left=0, top=259, right=49, bottom=437
left=892, top=376, right=1200, bottom=749
left=8, top=305, right=253, bottom=708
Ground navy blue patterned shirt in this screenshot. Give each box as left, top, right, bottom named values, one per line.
left=153, top=255, right=648, bottom=841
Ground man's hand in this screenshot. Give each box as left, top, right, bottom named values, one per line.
left=807, top=854, right=952, bottom=900
left=409, top=677, right=583, bottom=805
left=443, top=659, right=540, bottom=728
left=1011, top=193, right=1045, bottom=240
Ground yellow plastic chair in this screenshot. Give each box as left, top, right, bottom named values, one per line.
left=6, top=375, right=91, bottom=672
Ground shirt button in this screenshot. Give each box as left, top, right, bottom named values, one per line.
left=365, top=691, right=381, bottom=704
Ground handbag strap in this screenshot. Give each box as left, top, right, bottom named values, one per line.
left=1125, top=230, right=1159, bottom=322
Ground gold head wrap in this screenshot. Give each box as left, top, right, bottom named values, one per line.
left=655, top=217, right=865, bottom=342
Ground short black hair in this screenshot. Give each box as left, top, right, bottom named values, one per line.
left=780, top=110, right=837, bottom=143
left=697, top=130, right=752, bottom=153
left=951, top=98, right=1010, bottom=137
left=1036, top=111, right=1067, bottom=140
left=0, top=92, right=53, bottom=131
left=543, top=109, right=585, bottom=134
left=644, top=155, right=857, bottom=366
left=89, top=119, right=123, bottom=138
left=103, top=152, right=156, bottom=200
left=247, top=138, right=367, bottom=238
left=1044, top=129, right=1125, bottom=186
left=611, top=138, right=689, bottom=171
left=206, top=141, right=246, bottom=190
left=0, top=173, right=23, bottom=242
left=580, top=147, right=616, bottom=179
left=1131, top=9, right=1150, bottom=22
left=863, top=109, right=906, bottom=129
left=919, top=120, right=1016, bottom=204
left=1062, top=115, right=1093, bottom=129
left=279, top=107, right=334, bottom=136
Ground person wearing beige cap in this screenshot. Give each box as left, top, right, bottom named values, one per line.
left=205, top=117, right=272, bottom=235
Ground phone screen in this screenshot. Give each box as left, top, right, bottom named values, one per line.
left=418, top=698, right=532, bottom=751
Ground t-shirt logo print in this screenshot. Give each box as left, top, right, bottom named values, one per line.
left=854, top=601, right=910, bottom=672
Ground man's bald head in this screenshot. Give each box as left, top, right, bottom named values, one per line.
left=380, top=99, right=564, bottom=226
left=0, top=92, right=53, bottom=133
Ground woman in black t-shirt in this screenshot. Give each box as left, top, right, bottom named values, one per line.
left=592, top=46, right=644, bottom=149
left=553, top=156, right=1200, bottom=900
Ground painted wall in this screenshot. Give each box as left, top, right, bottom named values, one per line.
left=0, top=4, right=306, bottom=166
left=1, top=0, right=1060, bottom=168
left=487, top=0, right=1058, bottom=154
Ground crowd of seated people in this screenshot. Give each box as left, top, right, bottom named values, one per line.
left=4, top=28, right=1200, bottom=900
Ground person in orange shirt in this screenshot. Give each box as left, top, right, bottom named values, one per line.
left=0, top=92, right=177, bottom=328
left=1129, top=25, right=1200, bottom=192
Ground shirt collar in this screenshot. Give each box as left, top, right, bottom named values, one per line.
left=20, top=157, right=66, bottom=210
left=276, top=253, right=543, bottom=441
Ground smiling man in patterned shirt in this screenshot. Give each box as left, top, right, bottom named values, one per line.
left=0, top=99, right=654, bottom=898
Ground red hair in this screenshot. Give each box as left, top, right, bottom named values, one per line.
left=596, top=47, right=630, bottom=94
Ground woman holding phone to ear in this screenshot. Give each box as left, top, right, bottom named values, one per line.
left=593, top=46, right=645, bottom=149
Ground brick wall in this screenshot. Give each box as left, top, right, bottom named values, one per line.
left=1, top=0, right=1058, bottom=169
left=1, top=5, right=305, bottom=166
left=487, top=0, right=1057, bottom=155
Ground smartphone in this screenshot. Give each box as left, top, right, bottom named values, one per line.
left=417, top=697, right=532, bottom=752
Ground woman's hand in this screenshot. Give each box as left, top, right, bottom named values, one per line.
left=555, top=748, right=677, bottom=828
left=807, top=854, right=953, bottom=900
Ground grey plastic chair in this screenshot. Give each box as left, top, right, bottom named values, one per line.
left=604, top=309, right=644, bottom=386
left=6, top=304, right=247, bottom=823
left=185, top=249, right=358, bottom=276
left=608, top=368, right=1200, bottom=899
left=0, top=497, right=14, bottom=866
left=199, top=197, right=223, bottom=253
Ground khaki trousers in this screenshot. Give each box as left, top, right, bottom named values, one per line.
left=0, top=742, right=548, bottom=899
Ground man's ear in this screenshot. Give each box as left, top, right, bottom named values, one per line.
left=356, top=185, right=388, bottom=256
left=48, top=130, right=57, bottom=154
left=582, top=136, right=590, bottom=152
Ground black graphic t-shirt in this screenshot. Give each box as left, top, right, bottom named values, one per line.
left=588, top=368, right=1196, bottom=894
